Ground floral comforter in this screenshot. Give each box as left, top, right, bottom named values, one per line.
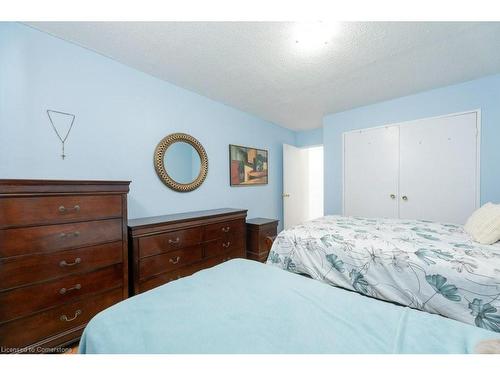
left=267, top=216, right=500, bottom=332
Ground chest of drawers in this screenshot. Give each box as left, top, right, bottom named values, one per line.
left=0, top=179, right=129, bottom=353
left=128, top=208, right=247, bottom=295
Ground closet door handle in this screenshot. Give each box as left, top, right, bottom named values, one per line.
left=402, top=195, right=408, bottom=201
left=390, top=194, right=396, bottom=199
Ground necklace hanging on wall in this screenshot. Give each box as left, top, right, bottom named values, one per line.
left=47, top=109, right=76, bottom=160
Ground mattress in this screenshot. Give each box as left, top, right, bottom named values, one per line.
left=79, top=259, right=499, bottom=353
left=267, top=215, right=500, bottom=332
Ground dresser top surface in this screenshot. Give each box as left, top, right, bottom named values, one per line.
left=128, top=208, right=248, bottom=229
left=246, top=217, right=279, bottom=227
left=0, top=179, right=131, bottom=195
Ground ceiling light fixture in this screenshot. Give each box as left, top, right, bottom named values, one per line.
left=293, top=22, right=340, bottom=54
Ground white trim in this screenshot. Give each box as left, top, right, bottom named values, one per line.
left=342, top=109, right=482, bottom=216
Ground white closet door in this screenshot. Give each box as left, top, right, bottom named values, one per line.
left=399, top=112, right=478, bottom=224
left=344, top=126, right=399, bottom=218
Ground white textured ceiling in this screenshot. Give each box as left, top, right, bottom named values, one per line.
left=26, top=22, right=500, bottom=130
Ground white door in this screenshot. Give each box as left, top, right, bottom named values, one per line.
left=344, top=126, right=400, bottom=218
left=399, top=112, right=478, bottom=224
left=283, top=144, right=309, bottom=229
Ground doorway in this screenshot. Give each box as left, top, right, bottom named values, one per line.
left=283, top=144, right=324, bottom=229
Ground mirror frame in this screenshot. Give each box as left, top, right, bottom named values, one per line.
left=154, top=133, right=208, bottom=192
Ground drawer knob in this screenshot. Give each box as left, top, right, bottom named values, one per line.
left=169, top=256, right=181, bottom=264
left=168, top=237, right=180, bottom=244
left=59, top=205, right=80, bottom=213
left=59, top=257, right=81, bottom=267
left=60, top=309, right=82, bottom=322
left=221, top=226, right=230, bottom=233
left=59, top=231, right=80, bottom=238
left=222, top=241, right=231, bottom=248
left=59, top=283, right=81, bottom=295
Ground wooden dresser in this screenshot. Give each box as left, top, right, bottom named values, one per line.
left=128, top=208, right=247, bottom=295
left=0, top=179, right=130, bottom=353
left=246, top=218, right=279, bottom=263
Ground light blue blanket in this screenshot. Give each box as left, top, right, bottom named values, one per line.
left=79, top=259, right=499, bottom=354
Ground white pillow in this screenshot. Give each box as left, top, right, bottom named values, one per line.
left=464, top=202, right=500, bottom=245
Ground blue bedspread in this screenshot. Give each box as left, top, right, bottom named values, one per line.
left=79, top=259, right=499, bottom=354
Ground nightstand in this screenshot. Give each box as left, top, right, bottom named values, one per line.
left=246, top=218, right=279, bottom=263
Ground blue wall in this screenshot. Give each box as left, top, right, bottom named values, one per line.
left=295, top=127, right=323, bottom=147
left=0, top=22, right=295, bottom=228
left=2, top=22, right=498, bottom=224
left=323, top=74, right=500, bottom=215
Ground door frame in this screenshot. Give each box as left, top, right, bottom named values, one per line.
left=341, top=109, right=481, bottom=216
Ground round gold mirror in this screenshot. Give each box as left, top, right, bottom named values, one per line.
left=154, top=133, right=208, bottom=192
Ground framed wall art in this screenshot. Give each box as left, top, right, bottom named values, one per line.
left=229, top=144, right=268, bottom=186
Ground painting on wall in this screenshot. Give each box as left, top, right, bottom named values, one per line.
left=229, top=144, right=268, bottom=186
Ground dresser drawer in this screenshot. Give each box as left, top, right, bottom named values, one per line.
left=204, top=235, right=244, bottom=258
left=139, top=249, right=244, bottom=294
left=129, top=209, right=248, bottom=296
left=258, top=227, right=278, bottom=251
left=0, top=241, right=123, bottom=291
left=0, top=264, right=122, bottom=323
left=139, top=246, right=203, bottom=280
left=139, top=255, right=223, bottom=293
left=0, top=219, right=122, bottom=258
left=246, top=219, right=278, bottom=260
left=222, top=246, right=246, bottom=262
left=138, top=227, right=203, bottom=258
left=204, top=219, right=245, bottom=241
left=0, top=195, right=122, bottom=229
left=0, top=288, right=122, bottom=349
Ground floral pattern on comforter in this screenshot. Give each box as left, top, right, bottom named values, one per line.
left=267, top=216, right=500, bottom=332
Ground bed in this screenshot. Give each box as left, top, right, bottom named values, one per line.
left=79, top=259, right=499, bottom=354
left=267, top=215, right=500, bottom=332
